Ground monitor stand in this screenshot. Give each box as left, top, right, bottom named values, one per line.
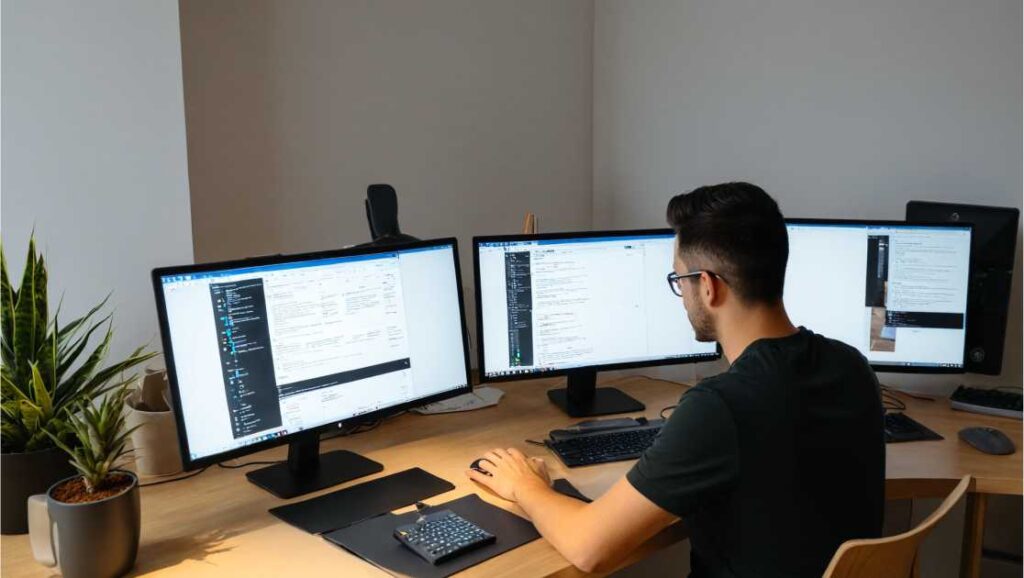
left=547, top=369, right=645, bottom=417
left=245, top=431, right=384, bottom=499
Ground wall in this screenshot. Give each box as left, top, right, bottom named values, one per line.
left=179, top=0, right=593, bottom=262
left=594, top=2, right=1022, bottom=576
left=2, top=0, right=193, bottom=368
left=594, top=0, right=1022, bottom=391
left=180, top=0, right=593, bottom=362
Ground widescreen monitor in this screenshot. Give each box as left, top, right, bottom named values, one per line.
left=785, top=220, right=972, bottom=373
left=153, top=238, right=471, bottom=497
left=474, top=230, right=719, bottom=416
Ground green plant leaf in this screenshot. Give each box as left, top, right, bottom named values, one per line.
left=1, top=372, right=32, bottom=403
left=47, top=382, right=137, bottom=491
left=18, top=399, right=42, bottom=431
left=56, top=294, right=110, bottom=343
left=31, top=251, right=48, bottom=358
left=0, top=242, right=15, bottom=355
left=74, top=346, right=157, bottom=402
left=35, top=328, right=58, bottom=401
left=29, top=363, right=53, bottom=417
left=1, top=234, right=155, bottom=455
left=53, top=323, right=112, bottom=407
left=11, top=240, right=40, bottom=393
left=55, top=313, right=111, bottom=384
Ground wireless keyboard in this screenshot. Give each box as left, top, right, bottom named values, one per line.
left=950, top=386, right=1023, bottom=420
left=547, top=422, right=663, bottom=467
left=394, top=510, right=495, bottom=565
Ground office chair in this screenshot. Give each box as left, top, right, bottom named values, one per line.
left=364, top=184, right=419, bottom=246
left=822, top=475, right=971, bottom=578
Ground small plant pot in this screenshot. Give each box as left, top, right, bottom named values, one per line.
left=28, top=471, right=141, bottom=578
left=0, top=447, right=77, bottom=535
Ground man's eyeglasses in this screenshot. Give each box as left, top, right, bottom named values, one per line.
left=666, top=270, right=727, bottom=297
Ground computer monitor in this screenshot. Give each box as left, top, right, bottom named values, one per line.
left=473, top=230, right=720, bottom=417
left=153, top=239, right=471, bottom=498
left=784, top=219, right=973, bottom=372
left=906, top=201, right=1020, bottom=375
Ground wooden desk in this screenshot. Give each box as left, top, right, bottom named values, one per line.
left=2, top=377, right=1020, bottom=578
left=882, top=388, right=1022, bottom=578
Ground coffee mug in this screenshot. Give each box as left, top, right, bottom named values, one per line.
left=28, top=472, right=141, bottom=578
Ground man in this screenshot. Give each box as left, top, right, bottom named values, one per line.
left=467, top=182, right=885, bottom=577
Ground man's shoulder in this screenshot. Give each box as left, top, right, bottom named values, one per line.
left=738, top=327, right=873, bottom=375
left=688, top=373, right=747, bottom=404
left=807, top=329, right=869, bottom=360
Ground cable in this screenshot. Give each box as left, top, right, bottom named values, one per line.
left=140, top=466, right=209, bottom=488
left=216, top=461, right=280, bottom=469
left=881, top=389, right=907, bottom=413
left=880, top=385, right=936, bottom=402
left=660, top=405, right=677, bottom=419
left=325, top=410, right=408, bottom=439
left=637, top=374, right=689, bottom=387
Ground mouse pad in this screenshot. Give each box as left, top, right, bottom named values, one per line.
left=269, top=468, right=455, bottom=534
left=323, top=493, right=540, bottom=578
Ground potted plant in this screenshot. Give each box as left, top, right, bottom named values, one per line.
left=0, top=237, right=155, bottom=533
left=28, top=384, right=142, bottom=578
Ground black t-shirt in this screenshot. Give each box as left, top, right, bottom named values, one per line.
left=627, top=327, right=885, bottom=578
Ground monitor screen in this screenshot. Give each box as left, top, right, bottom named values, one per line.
left=475, top=231, right=719, bottom=379
left=155, top=240, right=469, bottom=463
left=785, top=220, right=972, bottom=371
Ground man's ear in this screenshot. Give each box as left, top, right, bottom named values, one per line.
left=702, top=271, right=722, bottom=307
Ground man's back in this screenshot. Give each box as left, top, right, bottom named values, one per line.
left=627, top=327, right=885, bottom=577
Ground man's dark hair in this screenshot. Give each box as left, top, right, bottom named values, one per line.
left=666, top=182, right=788, bottom=304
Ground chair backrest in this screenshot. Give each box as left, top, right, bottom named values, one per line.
left=822, top=475, right=971, bottom=578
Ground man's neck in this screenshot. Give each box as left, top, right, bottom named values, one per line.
left=719, top=304, right=798, bottom=364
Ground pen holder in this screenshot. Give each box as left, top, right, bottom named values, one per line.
left=124, top=369, right=183, bottom=476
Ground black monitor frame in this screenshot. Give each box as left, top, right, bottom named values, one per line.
left=472, top=229, right=721, bottom=417
left=785, top=218, right=974, bottom=374
left=905, top=201, right=1019, bottom=375
left=152, top=238, right=473, bottom=496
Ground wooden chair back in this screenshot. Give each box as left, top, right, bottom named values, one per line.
left=822, top=475, right=971, bottom=578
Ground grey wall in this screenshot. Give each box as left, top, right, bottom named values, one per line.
left=2, top=0, right=193, bottom=367
left=180, top=0, right=593, bottom=363
left=180, top=0, right=594, bottom=266
left=594, top=0, right=1022, bottom=391
left=594, top=2, right=1022, bottom=577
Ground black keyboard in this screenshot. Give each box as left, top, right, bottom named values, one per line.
left=884, top=412, right=943, bottom=443
left=547, top=424, right=663, bottom=467
left=394, top=510, right=495, bottom=565
left=950, top=386, right=1023, bottom=420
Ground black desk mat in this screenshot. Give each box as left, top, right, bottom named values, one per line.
left=322, top=479, right=592, bottom=577
left=269, top=468, right=455, bottom=534
left=323, top=494, right=538, bottom=578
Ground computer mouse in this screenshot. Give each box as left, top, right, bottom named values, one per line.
left=958, top=427, right=1016, bottom=456
left=469, top=458, right=493, bottom=476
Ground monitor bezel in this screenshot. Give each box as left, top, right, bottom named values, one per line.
left=785, top=218, right=974, bottom=374
left=152, top=237, right=474, bottom=471
left=472, top=228, right=722, bottom=384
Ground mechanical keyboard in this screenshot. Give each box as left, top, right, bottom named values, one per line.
left=546, top=421, right=663, bottom=467
left=950, top=386, right=1023, bottom=420
left=394, top=510, right=495, bottom=565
